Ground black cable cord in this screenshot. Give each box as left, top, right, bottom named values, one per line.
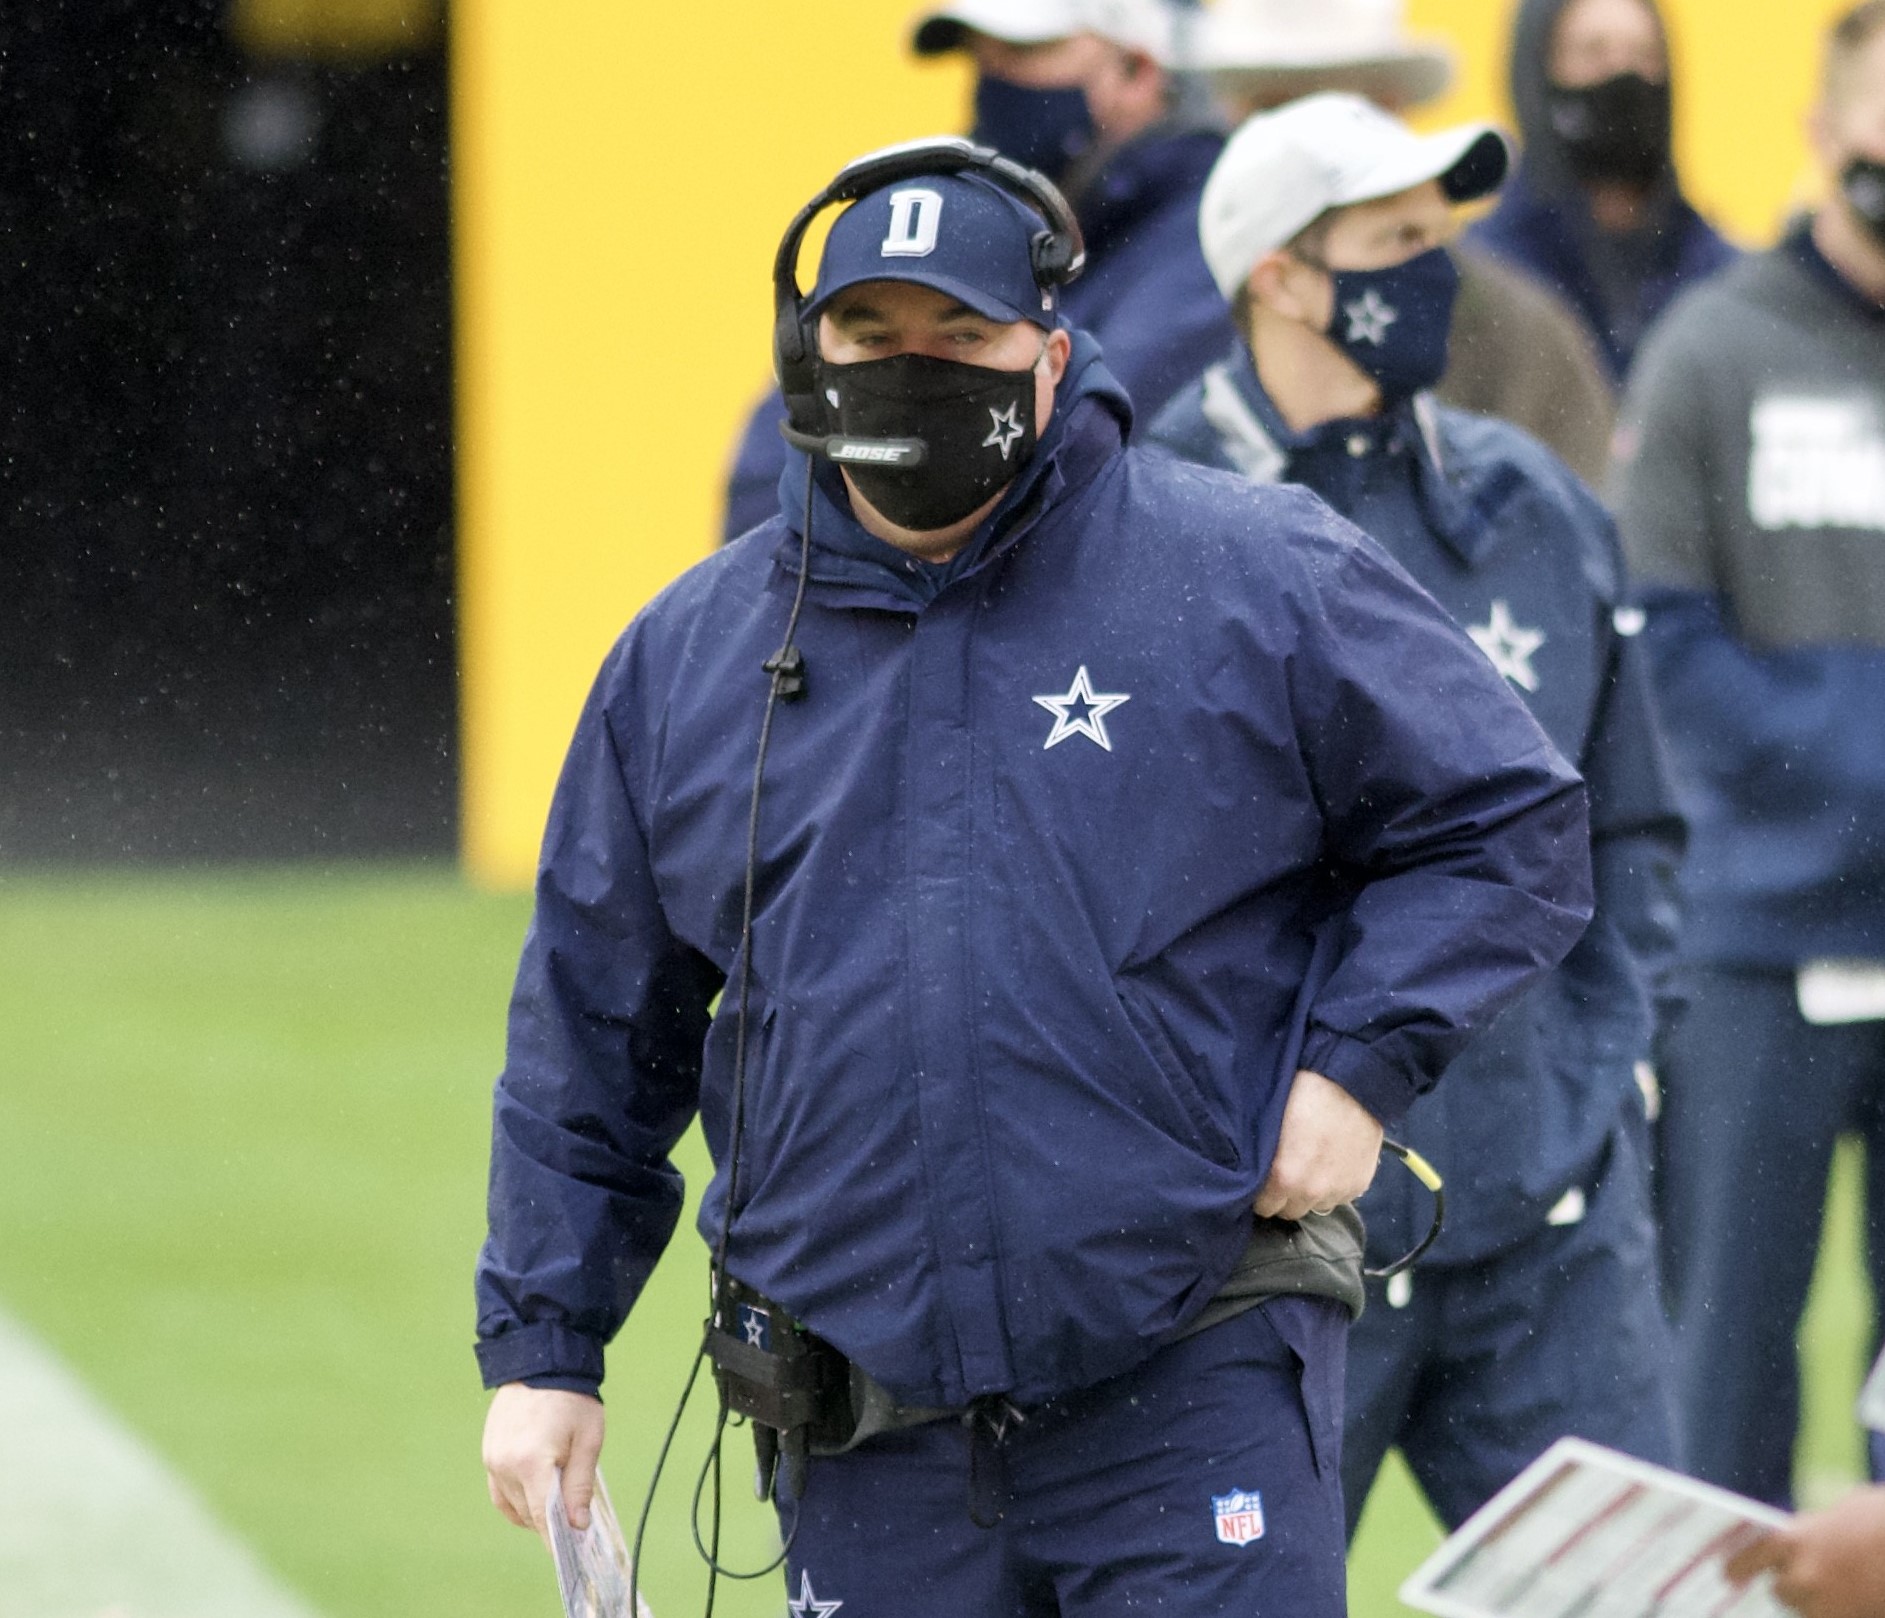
left=629, top=1331, right=709, bottom=1618
left=691, top=1392, right=796, bottom=1580
left=712, top=476, right=812, bottom=1286
left=704, top=1403, right=721, bottom=1617
left=625, top=478, right=815, bottom=1618
left=1362, top=1139, right=1447, bottom=1280
left=667, top=470, right=816, bottom=1616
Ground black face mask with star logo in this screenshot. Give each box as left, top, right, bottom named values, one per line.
left=817, top=351, right=1040, bottom=533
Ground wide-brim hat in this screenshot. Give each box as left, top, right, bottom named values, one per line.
left=1184, top=0, right=1454, bottom=110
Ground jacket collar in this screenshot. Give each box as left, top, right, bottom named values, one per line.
left=1067, top=123, right=1224, bottom=262
left=1198, top=343, right=1486, bottom=564
left=1785, top=216, right=1885, bottom=326
left=772, top=331, right=1132, bottom=610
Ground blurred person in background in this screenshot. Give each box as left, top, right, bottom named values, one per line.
left=1471, top=0, right=1735, bottom=383
left=721, top=0, right=1236, bottom=542
left=1147, top=91, right=1685, bottom=1537
left=1188, top=0, right=1618, bottom=487
left=1610, top=0, right=1885, bottom=1509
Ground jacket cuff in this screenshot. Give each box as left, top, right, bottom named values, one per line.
left=476, top=1322, right=606, bottom=1391
left=521, top=1374, right=603, bottom=1401
left=1299, top=1030, right=1421, bottom=1128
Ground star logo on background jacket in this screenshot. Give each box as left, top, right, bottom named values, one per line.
left=1469, top=600, right=1546, bottom=692
left=1344, top=289, right=1399, bottom=346
left=984, top=402, right=1027, bottom=460
left=787, top=1571, right=843, bottom=1618
left=1032, top=666, right=1131, bottom=751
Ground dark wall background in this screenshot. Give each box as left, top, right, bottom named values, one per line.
left=0, top=3, right=455, bottom=861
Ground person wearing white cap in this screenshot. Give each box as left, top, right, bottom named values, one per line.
left=719, top=0, right=1238, bottom=543
left=1179, top=0, right=1619, bottom=489
left=911, top=0, right=1177, bottom=183
left=1148, top=91, right=1686, bottom=1538
left=907, top=0, right=1242, bottom=419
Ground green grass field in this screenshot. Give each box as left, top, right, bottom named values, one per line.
left=0, top=864, right=1872, bottom=1617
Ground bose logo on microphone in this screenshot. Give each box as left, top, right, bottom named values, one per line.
left=829, top=440, right=921, bottom=465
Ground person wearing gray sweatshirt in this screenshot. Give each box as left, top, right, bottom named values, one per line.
left=1611, top=0, right=1885, bottom=1509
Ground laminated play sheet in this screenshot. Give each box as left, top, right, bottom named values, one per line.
left=1400, top=1438, right=1792, bottom=1618
left=547, top=1468, right=656, bottom=1618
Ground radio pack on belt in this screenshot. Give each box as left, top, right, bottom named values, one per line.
left=705, top=1274, right=853, bottom=1503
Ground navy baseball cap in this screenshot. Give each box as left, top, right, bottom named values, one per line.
left=807, top=171, right=1057, bottom=328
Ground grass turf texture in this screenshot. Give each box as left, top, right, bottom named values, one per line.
left=0, top=864, right=1871, bottom=1617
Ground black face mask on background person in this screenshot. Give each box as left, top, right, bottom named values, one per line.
left=971, top=74, right=1097, bottom=184
left=1547, top=72, right=1673, bottom=188
left=1842, top=156, right=1885, bottom=249
left=818, top=350, right=1042, bottom=533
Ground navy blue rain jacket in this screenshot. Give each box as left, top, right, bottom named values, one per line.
left=718, top=124, right=1239, bottom=544
left=478, top=336, right=1593, bottom=1410
left=1147, top=347, right=1683, bottom=1266
left=1467, top=0, right=1735, bottom=382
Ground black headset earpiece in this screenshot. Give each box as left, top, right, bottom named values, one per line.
left=1031, top=227, right=1080, bottom=289
left=771, top=135, right=1087, bottom=441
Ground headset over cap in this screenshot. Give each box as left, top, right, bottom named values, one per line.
left=771, top=137, right=1085, bottom=459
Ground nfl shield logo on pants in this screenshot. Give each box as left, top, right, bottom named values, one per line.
left=1213, top=1489, right=1266, bottom=1547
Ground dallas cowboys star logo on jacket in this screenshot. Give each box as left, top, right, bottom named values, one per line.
left=1344, top=289, right=1399, bottom=346
left=1469, top=600, right=1546, bottom=692
left=1033, top=666, right=1131, bottom=751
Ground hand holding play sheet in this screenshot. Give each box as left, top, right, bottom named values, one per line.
left=547, top=1468, right=655, bottom=1618
left=1400, top=1439, right=1794, bottom=1618
left=1726, top=1489, right=1885, bottom=1618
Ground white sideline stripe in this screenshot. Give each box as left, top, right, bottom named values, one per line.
left=0, top=1306, right=324, bottom=1618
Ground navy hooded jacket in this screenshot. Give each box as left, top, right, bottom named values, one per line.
left=1467, top=0, right=1734, bottom=382
left=719, top=124, right=1239, bottom=544
left=477, top=336, right=1593, bottom=1410
left=1148, top=347, right=1682, bottom=1266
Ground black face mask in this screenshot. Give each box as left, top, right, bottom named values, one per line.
left=818, top=351, right=1041, bottom=533
left=1547, top=72, right=1672, bottom=188
left=1843, top=157, right=1885, bottom=249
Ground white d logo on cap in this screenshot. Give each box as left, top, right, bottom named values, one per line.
left=882, top=188, right=942, bottom=258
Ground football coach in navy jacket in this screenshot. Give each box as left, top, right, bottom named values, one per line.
left=1149, top=93, right=1685, bottom=1537
left=477, top=139, right=1593, bottom=1616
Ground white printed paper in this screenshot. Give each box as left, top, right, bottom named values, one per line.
left=1862, top=1349, right=1885, bottom=1434
left=1400, top=1439, right=1791, bottom=1618
left=547, top=1468, right=656, bottom=1618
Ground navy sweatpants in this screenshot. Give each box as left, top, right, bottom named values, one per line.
left=1657, top=964, right=1885, bottom=1506
left=777, top=1296, right=1348, bottom=1617
left=1343, top=1116, right=1679, bottom=1536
